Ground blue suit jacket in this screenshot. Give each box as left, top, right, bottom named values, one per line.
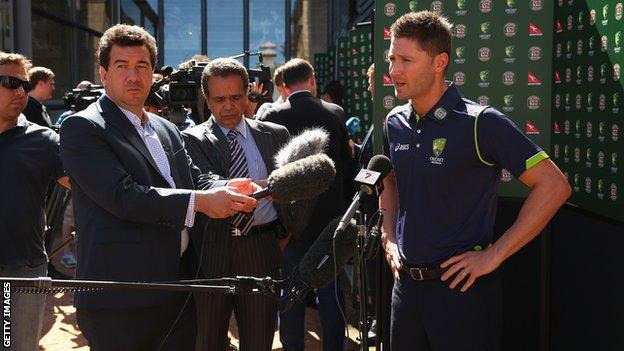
left=60, top=95, right=210, bottom=309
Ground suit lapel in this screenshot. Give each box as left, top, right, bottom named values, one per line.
left=203, top=117, right=231, bottom=172
left=97, top=96, right=162, bottom=176
left=247, top=119, right=276, bottom=173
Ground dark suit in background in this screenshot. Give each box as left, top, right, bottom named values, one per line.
left=60, top=95, right=204, bottom=350
left=183, top=116, right=290, bottom=350
left=260, top=90, right=351, bottom=351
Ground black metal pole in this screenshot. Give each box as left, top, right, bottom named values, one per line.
left=356, top=211, right=369, bottom=350
left=243, top=0, right=250, bottom=68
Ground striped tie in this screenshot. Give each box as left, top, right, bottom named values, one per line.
left=227, top=129, right=254, bottom=236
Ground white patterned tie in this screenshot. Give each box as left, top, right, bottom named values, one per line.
left=227, top=129, right=254, bottom=236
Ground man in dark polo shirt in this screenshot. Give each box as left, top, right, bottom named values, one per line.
left=380, top=12, right=571, bottom=351
left=0, top=52, right=69, bottom=351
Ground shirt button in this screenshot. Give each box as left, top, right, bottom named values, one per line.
left=416, top=129, right=421, bottom=134
left=416, top=144, right=420, bottom=148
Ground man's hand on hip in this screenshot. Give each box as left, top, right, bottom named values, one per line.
left=440, top=244, right=502, bottom=292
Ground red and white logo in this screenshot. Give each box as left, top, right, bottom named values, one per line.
left=500, top=169, right=512, bottom=182
left=526, top=121, right=541, bottom=134
left=503, top=71, right=515, bottom=85
left=384, top=3, right=396, bottom=16
left=478, top=47, right=491, bottom=61
left=529, top=22, right=543, bottom=36
left=554, top=121, right=561, bottom=134
left=528, top=95, right=540, bottom=110
left=554, top=71, right=562, bottom=83
left=567, top=15, right=574, bottom=30
left=504, top=23, right=517, bottom=37
left=556, top=20, right=564, bottom=33
left=454, top=72, right=466, bottom=86
left=529, top=46, right=542, bottom=61
left=431, top=1, right=443, bottom=13
left=576, top=94, right=582, bottom=110
left=383, top=95, right=394, bottom=110
left=382, top=74, right=393, bottom=86
left=565, top=68, right=572, bottom=83
left=455, top=24, right=467, bottom=38
left=383, top=27, right=392, bottom=40
left=564, top=120, right=571, bottom=135
left=528, top=72, right=542, bottom=86
left=480, top=0, right=492, bottom=13
left=587, top=66, right=595, bottom=82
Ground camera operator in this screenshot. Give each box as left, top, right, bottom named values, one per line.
left=56, top=80, right=93, bottom=126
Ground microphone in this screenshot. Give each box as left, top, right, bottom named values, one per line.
left=251, top=153, right=336, bottom=203
left=274, top=128, right=329, bottom=167
left=280, top=217, right=358, bottom=311
left=334, top=155, right=392, bottom=238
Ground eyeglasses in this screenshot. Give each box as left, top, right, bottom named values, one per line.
left=0, top=75, right=32, bottom=93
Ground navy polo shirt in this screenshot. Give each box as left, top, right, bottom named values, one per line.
left=0, top=115, right=63, bottom=266
left=383, top=83, right=548, bottom=266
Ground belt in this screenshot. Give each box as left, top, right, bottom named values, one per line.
left=231, top=219, right=285, bottom=238
left=401, top=264, right=448, bottom=281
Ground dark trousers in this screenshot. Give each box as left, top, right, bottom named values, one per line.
left=279, top=240, right=345, bottom=351
left=195, top=231, right=281, bottom=351
left=390, top=270, right=502, bottom=351
left=76, top=294, right=197, bottom=351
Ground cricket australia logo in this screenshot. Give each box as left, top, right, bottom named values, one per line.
left=430, top=138, right=446, bottom=165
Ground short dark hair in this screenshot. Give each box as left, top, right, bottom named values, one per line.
left=281, top=58, right=314, bottom=87
left=390, top=11, right=452, bottom=60
left=28, top=66, right=54, bottom=88
left=201, top=58, right=249, bottom=98
left=322, top=80, right=344, bottom=106
left=97, top=24, right=157, bottom=70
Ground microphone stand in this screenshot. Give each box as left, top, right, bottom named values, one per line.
left=355, top=210, right=369, bottom=350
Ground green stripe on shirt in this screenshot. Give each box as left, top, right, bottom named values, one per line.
left=525, top=150, right=549, bottom=170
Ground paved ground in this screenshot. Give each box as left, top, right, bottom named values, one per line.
left=38, top=247, right=365, bottom=350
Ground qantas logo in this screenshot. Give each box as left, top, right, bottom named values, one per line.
left=382, top=74, right=393, bottom=86
left=526, top=121, right=540, bottom=134
left=554, top=71, right=562, bottom=83
left=529, top=22, right=543, bottom=36
left=384, top=27, right=391, bottom=40
left=528, top=72, right=542, bottom=85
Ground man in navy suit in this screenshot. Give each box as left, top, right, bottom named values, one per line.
left=60, top=24, right=258, bottom=351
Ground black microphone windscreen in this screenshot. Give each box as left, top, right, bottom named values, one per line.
left=298, top=217, right=358, bottom=288
left=267, top=153, right=336, bottom=204
left=274, top=128, right=329, bottom=168
left=367, top=154, right=393, bottom=179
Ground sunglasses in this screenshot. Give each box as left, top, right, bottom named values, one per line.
left=0, top=75, right=32, bottom=93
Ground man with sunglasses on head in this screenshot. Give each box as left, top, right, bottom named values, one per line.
left=0, top=51, right=69, bottom=351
